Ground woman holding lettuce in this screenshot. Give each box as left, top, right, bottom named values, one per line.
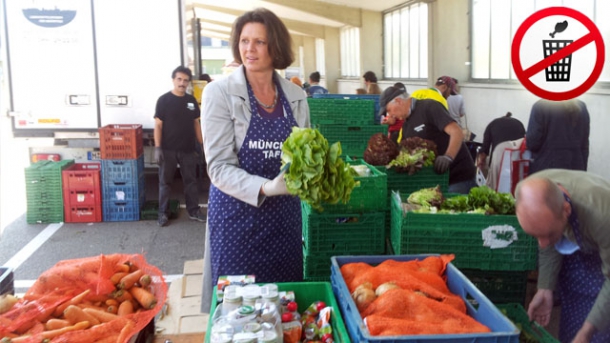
left=200, top=8, right=310, bottom=310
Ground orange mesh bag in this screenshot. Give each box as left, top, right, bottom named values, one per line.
left=0, top=253, right=167, bottom=343
left=342, top=255, right=490, bottom=336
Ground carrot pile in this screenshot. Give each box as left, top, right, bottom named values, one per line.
left=341, top=255, right=491, bottom=336
left=0, top=254, right=166, bottom=343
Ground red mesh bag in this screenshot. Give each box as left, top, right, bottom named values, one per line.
left=0, top=254, right=167, bottom=343
left=341, top=255, right=490, bottom=336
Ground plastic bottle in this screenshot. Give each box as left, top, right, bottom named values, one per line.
left=222, top=292, right=243, bottom=317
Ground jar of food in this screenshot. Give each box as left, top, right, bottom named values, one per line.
left=222, top=292, right=243, bottom=317
left=242, top=294, right=260, bottom=308
left=261, top=291, right=280, bottom=311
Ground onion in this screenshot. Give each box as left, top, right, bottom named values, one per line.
left=375, top=282, right=400, bottom=296
left=351, top=282, right=377, bottom=311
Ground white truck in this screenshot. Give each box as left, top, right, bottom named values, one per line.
left=1, top=0, right=191, bottom=163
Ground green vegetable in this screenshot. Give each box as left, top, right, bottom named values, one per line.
left=407, top=185, right=444, bottom=208
left=440, top=186, right=515, bottom=214
left=387, top=137, right=436, bottom=174
left=281, top=127, right=359, bottom=211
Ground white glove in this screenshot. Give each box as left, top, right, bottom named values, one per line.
left=262, top=172, right=290, bottom=197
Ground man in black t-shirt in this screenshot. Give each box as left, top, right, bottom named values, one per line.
left=382, top=79, right=477, bottom=194
left=154, top=66, right=204, bottom=227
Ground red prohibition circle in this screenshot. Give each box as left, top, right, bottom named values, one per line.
left=511, top=7, right=605, bottom=101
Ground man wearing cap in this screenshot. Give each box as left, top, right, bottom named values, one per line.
left=381, top=76, right=477, bottom=194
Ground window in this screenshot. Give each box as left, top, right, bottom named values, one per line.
left=340, top=27, right=360, bottom=77
left=315, top=38, right=326, bottom=76
left=472, top=0, right=610, bottom=82
left=383, top=2, right=428, bottom=79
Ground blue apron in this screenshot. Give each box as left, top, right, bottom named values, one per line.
left=558, top=195, right=610, bottom=342
left=208, top=78, right=303, bottom=285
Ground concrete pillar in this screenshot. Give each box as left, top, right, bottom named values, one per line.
left=323, top=26, right=341, bottom=93
left=360, top=10, right=383, bottom=83
left=302, top=36, right=316, bottom=83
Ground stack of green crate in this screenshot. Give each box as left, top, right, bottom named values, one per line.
left=307, top=98, right=387, bottom=158
left=25, top=160, right=75, bottom=224
left=302, top=159, right=387, bottom=281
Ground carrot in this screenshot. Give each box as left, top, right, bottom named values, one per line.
left=44, top=318, right=71, bottom=331
left=53, top=289, right=91, bottom=317
left=128, top=262, right=138, bottom=273
left=117, top=300, right=134, bottom=316
left=117, top=319, right=135, bottom=343
left=105, top=299, right=119, bottom=307
left=110, top=272, right=129, bottom=285
left=107, top=305, right=118, bottom=314
left=63, top=305, right=99, bottom=326
left=129, top=287, right=157, bottom=309
left=118, top=270, right=143, bottom=290
left=83, top=307, right=119, bottom=323
left=34, top=305, right=56, bottom=322
left=2, top=335, right=32, bottom=343
left=112, top=289, right=133, bottom=303
left=40, top=321, right=90, bottom=340
left=138, top=274, right=152, bottom=288
left=117, top=263, right=130, bottom=273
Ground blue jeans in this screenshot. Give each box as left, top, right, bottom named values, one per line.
left=158, top=149, right=200, bottom=216
left=448, top=178, right=478, bottom=194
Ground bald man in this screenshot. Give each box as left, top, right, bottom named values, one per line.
left=515, top=169, right=610, bottom=343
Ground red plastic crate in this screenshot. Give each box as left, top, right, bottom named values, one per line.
left=64, top=188, right=100, bottom=206
left=99, top=124, right=143, bottom=159
left=64, top=205, right=102, bottom=223
left=62, top=162, right=101, bottom=189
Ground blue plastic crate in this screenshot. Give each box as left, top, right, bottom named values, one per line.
left=330, top=255, right=519, bottom=343
left=101, top=155, right=144, bottom=185
left=103, top=200, right=141, bottom=221
left=0, top=267, right=14, bottom=295
left=101, top=176, right=145, bottom=203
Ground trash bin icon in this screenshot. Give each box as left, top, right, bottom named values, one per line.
left=542, top=39, right=574, bottom=82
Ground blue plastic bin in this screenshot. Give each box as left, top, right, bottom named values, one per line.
left=330, top=255, right=519, bottom=343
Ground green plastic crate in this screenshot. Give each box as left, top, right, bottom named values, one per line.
left=25, top=160, right=75, bottom=182
left=140, top=199, right=180, bottom=220
left=317, top=124, right=388, bottom=158
left=206, top=282, right=351, bottom=343
left=376, top=165, right=449, bottom=197
left=496, top=303, right=559, bottom=343
left=302, top=202, right=385, bottom=255
left=303, top=249, right=332, bottom=281
left=315, top=159, right=387, bottom=213
left=462, top=269, right=528, bottom=305
left=308, top=98, right=375, bottom=126
left=390, top=193, right=537, bottom=271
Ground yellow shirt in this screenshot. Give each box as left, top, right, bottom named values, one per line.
left=411, top=88, right=448, bottom=110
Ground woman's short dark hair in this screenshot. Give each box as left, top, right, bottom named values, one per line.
left=363, top=71, right=377, bottom=83
left=309, top=71, right=321, bottom=83
left=172, top=66, right=192, bottom=80
left=231, top=8, right=294, bottom=70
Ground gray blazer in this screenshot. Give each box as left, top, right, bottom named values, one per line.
left=201, top=65, right=310, bottom=207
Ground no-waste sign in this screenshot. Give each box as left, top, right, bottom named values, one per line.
left=511, top=7, right=605, bottom=101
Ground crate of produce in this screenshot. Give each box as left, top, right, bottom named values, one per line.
left=496, top=303, right=559, bottom=343
left=376, top=165, right=449, bottom=198
left=317, top=124, right=388, bottom=158
left=64, top=205, right=102, bottom=223
left=462, top=269, right=528, bottom=305
left=99, top=124, right=143, bottom=159
left=308, top=98, right=376, bottom=126
left=302, top=202, right=385, bottom=255
left=330, top=254, right=519, bottom=343
left=205, top=281, right=351, bottom=343
left=313, top=93, right=381, bottom=119
left=103, top=200, right=141, bottom=221
left=315, top=159, right=387, bottom=213
left=102, top=177, right=145, bottom=203
left=0, top=267, right=14, bottom=295
left=140, top=199, right=180, bottom=220
left=101, top=155, right=145, bottom=184
left=390, top=194, right=537, bottom=271
left=61, top=162, right=101, bottom=190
